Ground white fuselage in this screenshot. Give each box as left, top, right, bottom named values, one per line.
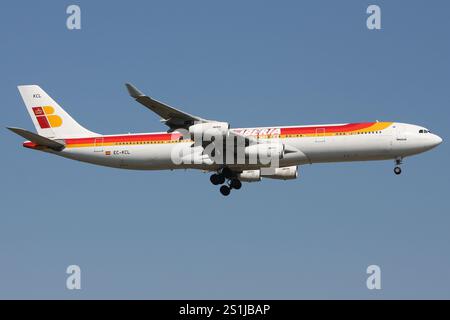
left=35, top=122, right=442, bottom=171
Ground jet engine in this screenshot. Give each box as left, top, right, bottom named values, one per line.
left=237, top=170, right=261, bottom=182
left=237, top=166, right=298, bottom=182
left=262, top=166, right=298, bottom=180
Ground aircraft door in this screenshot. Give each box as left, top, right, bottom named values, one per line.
left=94, top=137, right=104, bottom=152
left=391, top=125, right=408, bottom=153
left=393, top=126, right=407, bottom=146
left=315, top=128, right=325, bottom=142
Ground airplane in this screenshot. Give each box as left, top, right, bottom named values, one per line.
left=8, top=84, right=443, bottom=196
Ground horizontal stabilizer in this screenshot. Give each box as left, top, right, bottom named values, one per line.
left=7, top=127, right=65, bottom=151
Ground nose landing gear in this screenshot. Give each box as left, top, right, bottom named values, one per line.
left=394, top=158, right=403, bottom=175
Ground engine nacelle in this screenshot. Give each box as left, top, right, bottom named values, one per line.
left=244, top=142, right=284, bottom=160
left=237, top=170, right=261, bottom=182
left=189, top=122, right=229, bottom=139
left=262, top=166, right=298, bottom=180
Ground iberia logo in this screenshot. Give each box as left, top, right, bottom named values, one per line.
left=32, top=106, right=63, bottom=129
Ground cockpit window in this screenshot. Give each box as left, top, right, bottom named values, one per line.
left=419, top=129, right=430, bottom=134
left=419, top=129, right=424, bottom=133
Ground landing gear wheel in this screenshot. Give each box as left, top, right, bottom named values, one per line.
left=210, top=174, right=225, bottom=185
left=210, top=174, right=220, bottom=185
left=220, top=185, right=231, bottom=196
left=394, top=166, right=402, bottom=175
left=230, top=179, right=242, bottom=190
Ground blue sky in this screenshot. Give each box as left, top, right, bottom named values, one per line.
left=1, top=0, right=449, bottom=299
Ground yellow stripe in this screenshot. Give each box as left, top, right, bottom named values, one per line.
left=65, top=123, right=394, bottom=148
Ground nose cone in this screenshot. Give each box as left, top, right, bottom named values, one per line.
left=429, top=134, right=443, bottom=148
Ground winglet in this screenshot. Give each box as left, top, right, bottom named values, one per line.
left=125, top=83, right=144, bottom=99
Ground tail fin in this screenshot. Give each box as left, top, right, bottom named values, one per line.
left=17, top=85, right=97, bottom=138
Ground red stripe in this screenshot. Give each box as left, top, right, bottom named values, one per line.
left=281, top=123, right=375, bottom=135
left=64, top=123, right=376, bottom=145
left=66, top=132, right=182, bottom=145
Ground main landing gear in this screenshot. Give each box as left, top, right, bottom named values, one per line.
left=210, top=168, right=242, bottom=196
left=394, top=158, right=403, bottom=175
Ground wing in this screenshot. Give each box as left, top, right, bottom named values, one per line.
left=125, top=83, right=257, bottom=147
left=125, top=83, right=211, bottom=131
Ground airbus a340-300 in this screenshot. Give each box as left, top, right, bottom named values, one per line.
left=8, top=84, right=442, bottom=196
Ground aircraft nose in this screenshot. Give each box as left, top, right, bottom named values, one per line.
left=429, top=134, right=443, bottom=148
